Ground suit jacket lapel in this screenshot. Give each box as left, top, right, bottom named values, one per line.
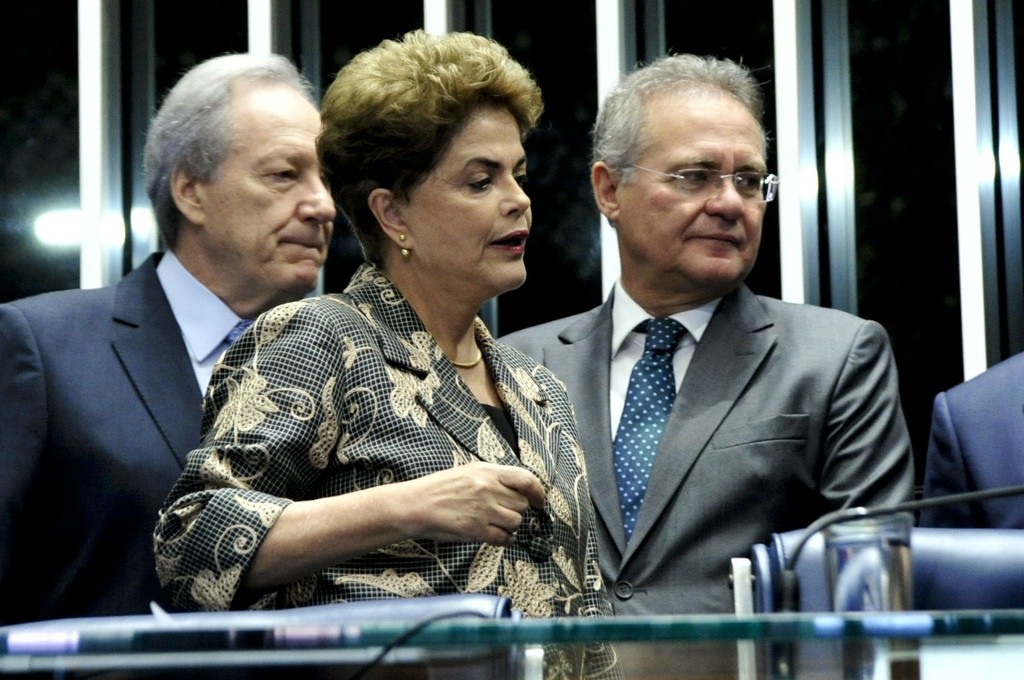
left=539, top=300, right=623, bottom=552
left=346, top=265, right=516, bottom=463
left=487, top=337, right=560, bottom=475
left=422, top=348, right=504, bottom=460
left=625, top=286, right=776, bottom=555
left=111, top=255, right=202, bottom=468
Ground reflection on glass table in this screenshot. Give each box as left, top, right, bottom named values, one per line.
left=4, top=608, right=1024, bottom=679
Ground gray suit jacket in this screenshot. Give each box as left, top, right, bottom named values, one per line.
left=502, top=285, right=914, bottom=614
left=0, top=254, right=199, bottom=624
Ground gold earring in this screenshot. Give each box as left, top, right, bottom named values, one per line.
left=398, top=233, right=407, bottom=242
left=401, top=248, right=410, bottom=260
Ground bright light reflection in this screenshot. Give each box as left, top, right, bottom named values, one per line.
left=998, top=140, right=1021, bottom=179
left=825, top=148, right=853, bottom=192
left=34, top=209, right=126, bottom=248
left=130, top=206, right=156, bottom=243
left=800, top=164, right=820, bottom=202
left=977, top=150, right=997, bottom=182
left=34, top=209, right=84, bottom=246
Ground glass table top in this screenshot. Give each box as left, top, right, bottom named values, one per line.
left=4, top=609, right=1024, bottom=679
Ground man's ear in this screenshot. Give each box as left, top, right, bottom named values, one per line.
left=368, top=187, right=414, bottom=250
left=171, top=169, right=205, bottom=226
left=591, top=161, right=621, bottom=224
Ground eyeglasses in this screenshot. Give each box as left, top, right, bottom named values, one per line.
left=629, top=165, right=780, bottom=203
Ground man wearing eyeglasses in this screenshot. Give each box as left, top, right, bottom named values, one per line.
left=502, top=54, right=913, bottom=615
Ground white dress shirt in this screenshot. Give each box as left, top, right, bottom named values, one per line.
left=609, top=281, right=720, bottom=438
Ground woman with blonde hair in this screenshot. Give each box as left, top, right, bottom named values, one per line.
left=155, top=30, right=616, bottom=678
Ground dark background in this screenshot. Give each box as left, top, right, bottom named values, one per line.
left=2, top=1, right=1021, bottom=489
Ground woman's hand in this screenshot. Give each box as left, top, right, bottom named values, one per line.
left=244, top=461, right=545, bottom=589
left=405, top=462, right=546, bottom=546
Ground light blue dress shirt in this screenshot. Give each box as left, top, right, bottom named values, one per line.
left=156, top=252, right=247, bottom=393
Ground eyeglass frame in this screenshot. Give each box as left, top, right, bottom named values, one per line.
left=627, top=164, right=780, bottom=203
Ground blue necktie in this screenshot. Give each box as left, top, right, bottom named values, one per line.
left=614, top=317, right=686, bottom=540
left=225, top=319, right=253, bottom=346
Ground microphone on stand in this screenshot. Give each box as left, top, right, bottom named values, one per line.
left=777, top=483, right=1024, bottom=613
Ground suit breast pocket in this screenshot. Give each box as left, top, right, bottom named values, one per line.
left=709, top=413, right=809, bottom=450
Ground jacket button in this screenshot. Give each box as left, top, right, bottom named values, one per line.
left=613, top=581, right=634, bottom=600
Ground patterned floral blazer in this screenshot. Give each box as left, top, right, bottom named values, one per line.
left=154, top=265, right=613, bottom=629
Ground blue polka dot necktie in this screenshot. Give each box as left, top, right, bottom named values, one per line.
left=614, top=317, right=686, bottom=540
left=225, top=319, right=253, bottom=346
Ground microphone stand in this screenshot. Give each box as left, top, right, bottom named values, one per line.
left=778, top=484, right=1024, bottom=613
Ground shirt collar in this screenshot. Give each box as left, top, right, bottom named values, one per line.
left=611, top=280, right=720, bottom=356
left=156, top=251, right=246, bottom=363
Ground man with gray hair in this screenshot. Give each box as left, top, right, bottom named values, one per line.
left=503, top=53, right=913, bottom=614
left=0, top=53, right=335, bottom=624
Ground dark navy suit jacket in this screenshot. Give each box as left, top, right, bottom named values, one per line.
left=919, top=352, right=1024, bottom=528
left=0, top=253, right=201, bottom=624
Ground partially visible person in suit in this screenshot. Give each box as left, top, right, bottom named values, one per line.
left=919, top=351, right=1024, bottom=527
left=0, top=53, right=334, bottom=625
left=502, top=53, right=914, bottom=615
left=153, top=30, right=615, bottom=677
